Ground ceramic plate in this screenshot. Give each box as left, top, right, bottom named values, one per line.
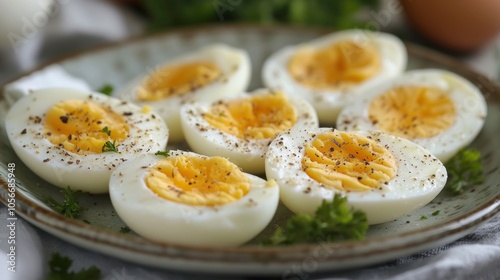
left=0, top=25, right=499, bottom=277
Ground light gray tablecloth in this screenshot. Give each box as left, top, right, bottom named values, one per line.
left=0, top=1, right=499, bottom=280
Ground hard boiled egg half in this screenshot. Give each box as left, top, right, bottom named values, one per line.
left=336, top=69, right=487, bottom=162
left=180, top=89, right=318, bottom=174
left=265, top=128, right=447, bottom=224
left=109, top=150, right=279, bottom=247
left=4, top=88, right=168, bottom=193
left=262, top=29, right=407, bottom=125
left=115, top=44, right=251, bottom=143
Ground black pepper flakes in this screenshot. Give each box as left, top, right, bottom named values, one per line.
left=59, top=116, right=69, bottom=123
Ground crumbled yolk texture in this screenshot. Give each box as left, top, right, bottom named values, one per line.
left=302, top=131, right=397, bottom=192
left=137, top=61, right=221, bottom=101
left=368, top=86, right=456, bottom=139
left=43, top=100, right=129, bottom=155
left=288, top=40, right=381, bottom=90
left=145, top=155, right=250, bottom=206
left=141, top=105, right=152, bottom=113
left=203, top=92, right=297, bottom=140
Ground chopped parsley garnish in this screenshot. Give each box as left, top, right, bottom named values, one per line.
left=102, top=140, right=118, bottom=153
left=101, top=126, right=111, bottom=136
left=263, top=194, right=368, bottom=245
left=119, top=226, right=131, bottom=234
left=444, top=148, right=484, bottom=195
left=97, top=84, right=113, bottom=96
left=154, top=150, right=170, bottom=157
left=46, top=252, right=100, bottom=280
left=45, top=187, right=83, bottom=219
left=419, top=210, right=441, bottom=220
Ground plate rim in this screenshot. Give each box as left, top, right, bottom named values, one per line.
left=1, top=23, right=499, bottom=274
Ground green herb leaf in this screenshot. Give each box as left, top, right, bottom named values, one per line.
left=46, top=252, right=101, bottom=280
left=119, top=226, right=131, bottom=234
left=444, top=148, right=484, bottom=195
left=142, top=0, right=378, bottom=31
left=102, top=140, right=118, bottom=153
left=432, top=210, right=440, bottom=216
left=45, top=187, right=83, bottom=218
left=154, top=150, right=170, bottom=157
left=420, top=216, right=428, bottom=220
left=263, top=194, right=368, bottom=245
left=97, top=84, right=113, bottom=96
left=101, top=126, right=111, bottom=136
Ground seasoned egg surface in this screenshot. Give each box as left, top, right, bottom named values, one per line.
left=180, top=89, right=318, bottom=174
left=109, top=150, right=279, bottom=247
left=4, top=88, right=168, bottom=193
left=336, top=69, right=487, bottom=162
left=265, top=128, right=447, bottom=224
left=115, top=44, right=251, bottom=143
left=262, top=29, right=407, bottom=125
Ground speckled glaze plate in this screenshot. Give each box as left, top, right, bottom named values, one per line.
left=0, top=25, right=499, bottom=277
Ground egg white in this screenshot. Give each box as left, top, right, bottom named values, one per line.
left=109, top=150, right=280, bottom=247
left=336, top=69, right=487, bottom=162
left=262, top=29, right=407, bottom=125
left=180, top=89, right=319, bottom=174
left=265, top=128, right=447, bottom=225
left=115, top=44, right=251, bottom=143
left=4, top=88, right=168, bottom=193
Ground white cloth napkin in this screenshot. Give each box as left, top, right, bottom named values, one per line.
left=0, top=207, right=46, bottom=280
left=0, top=0, right=143, bottom=83
left=0, top=1, right=498, bottom=280
left=323, top=215, right=500, bottom=280
left=3, top=64, right=91, bottom=106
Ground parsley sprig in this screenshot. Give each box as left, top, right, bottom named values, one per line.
left=102, top=140, right=118, bottom=153
left=101, top=127, right=118, bottom=152
left=45, top=187, right=83, bottom=218
left=101, top=126, right=111, bottom=136
left=264, top=194, right=368, bottom=245
left=97, top=84, right=113, bottom=96
left=154, top=150, right=170, bottom=157
left=119, top=226, right=131, bottom=234
left=46, top=252, right=100, bottom=280
left=444, top=148, right=484, bottom=195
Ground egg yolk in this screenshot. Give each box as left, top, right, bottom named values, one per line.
left=136, top=61, right=221, bottom=101
left=288, top=40, right=381, bottom=90
left=145, top=155, right=250, bottom=206
left=43, top=99, right=129, bottom=155
left=203, top=92, right=297, bottom=140
left=368, top=86, right=456, bottom=139
left=302, top=130, right=397, bottom=192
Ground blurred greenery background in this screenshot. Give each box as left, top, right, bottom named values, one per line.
left=140, top=0, right=379, bottom=31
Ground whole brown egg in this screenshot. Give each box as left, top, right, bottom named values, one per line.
left=400, top=0, right=500, bottom=52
